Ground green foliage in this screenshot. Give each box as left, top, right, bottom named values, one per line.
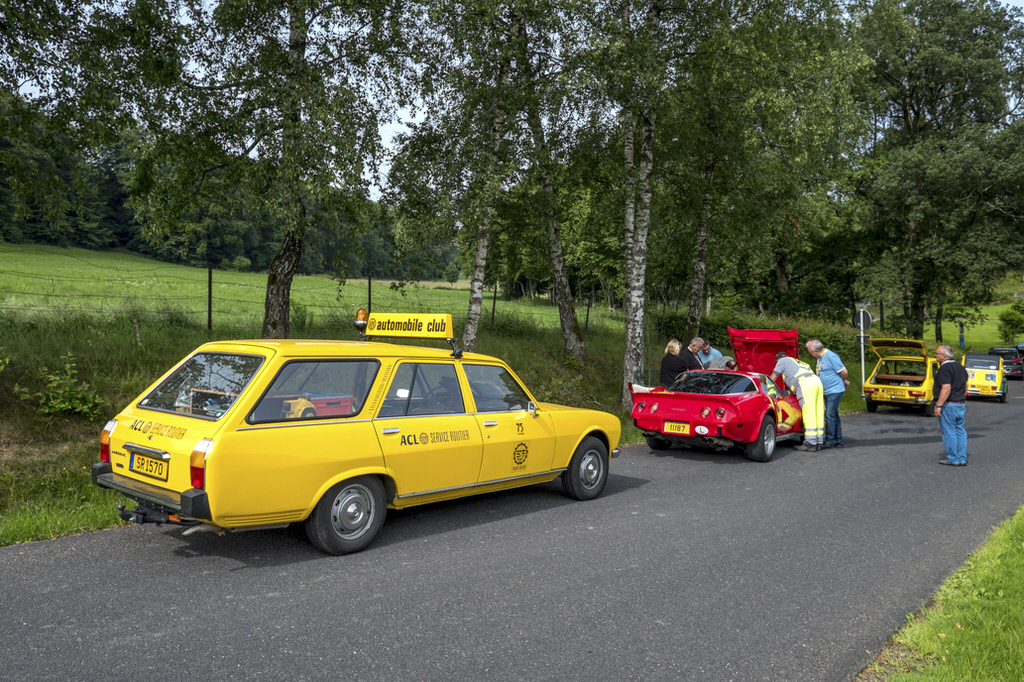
left=15, top=354, right=106, bottom=421
left=998, top=307, right=1024, bottom=344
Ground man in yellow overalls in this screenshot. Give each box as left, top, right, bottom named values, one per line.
left=770, top=351, right=825, bottom=452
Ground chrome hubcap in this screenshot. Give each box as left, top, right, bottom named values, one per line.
left=330, top=484, right=375, bottom=539
left=579, top=450, right=603, bottom=489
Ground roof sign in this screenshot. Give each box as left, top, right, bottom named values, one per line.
left=365, top=313, right=454, bottom=340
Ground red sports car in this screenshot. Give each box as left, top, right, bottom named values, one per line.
left=630, top=327, right=804, bottom=462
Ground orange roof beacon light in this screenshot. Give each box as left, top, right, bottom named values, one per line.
left=354, top=307, right=369, bottom=339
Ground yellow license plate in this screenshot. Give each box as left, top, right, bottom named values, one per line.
left=664, top=422, right=690, bottom=435
left=130, top=453, right=169, bottom=481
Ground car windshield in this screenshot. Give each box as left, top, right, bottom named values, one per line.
left=139, top=352, right=264, bottom=419
left=668, top=371, right=757, bottom=395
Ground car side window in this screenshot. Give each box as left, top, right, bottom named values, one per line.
left=464, top=364, right=530, bottom=412
left=378, top=363, right=465, bottom=417
left=248, top=359, right=378, bottom=423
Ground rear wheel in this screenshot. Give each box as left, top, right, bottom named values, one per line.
left=645, top=435, right=670, bottom=451
left=305, top=476, right=386, bottom=555
left=745, top=414, right=776, bottom=462
left=865, top=399, right=878, bottom=413
left=1000, top=380, right=1008, bottom=403
left=562, top=436, right=609, bottom=500
left=922, top=400, right=935, bottom=417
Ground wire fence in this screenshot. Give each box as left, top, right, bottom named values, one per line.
left=0, top=257, right=622, bottom=334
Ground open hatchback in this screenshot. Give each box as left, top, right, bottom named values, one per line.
left=862, top=338, right=938, bottom=415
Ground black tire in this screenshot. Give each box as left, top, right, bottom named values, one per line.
left=645, top=435, right=670, bottom=451
left=305, top=476, right=386, bottom=555
left=745, top=414, right=776, bottom=462
left=301, top=408, right=316, bottom=419
left=1000, top=381, right=1007, bottom=403
left=561, top=436, right=609, bottom=501
left=922, top=401, right=935, bottom=417
left=865, top=399, right=878, bottom=413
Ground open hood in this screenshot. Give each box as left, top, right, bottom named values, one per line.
left=727, top=327, right=799, bottom=375
left=868, top=338, right=927, bottom=360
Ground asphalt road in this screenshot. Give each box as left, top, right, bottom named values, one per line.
left=3, top=392, right=1023, bottom=681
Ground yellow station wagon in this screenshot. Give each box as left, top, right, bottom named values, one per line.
left=862, top=338, right=938, bottom=416
left=93, top=312, right=621, bottom=554
left=962, top=353, right=1007, bottom=403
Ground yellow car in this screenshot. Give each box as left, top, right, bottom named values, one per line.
left=93, top=312, right=621, bottom=555
left=962, top=353, right=1007, bottom=403
left=862, top=338, right=939, bottom=416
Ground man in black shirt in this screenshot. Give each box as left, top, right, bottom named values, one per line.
left=933, top=345, right=969, bottom=466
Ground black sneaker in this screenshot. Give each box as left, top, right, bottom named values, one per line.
left=794, top=443, right=819, bottom=452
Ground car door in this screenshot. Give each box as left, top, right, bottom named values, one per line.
left=373, top=361, right=483, bottom=496
left=760, top=375, right=803, bottom=435
left=463, top=363, right=557, bottom=482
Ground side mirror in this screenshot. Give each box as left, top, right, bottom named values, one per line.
left=528, top=400, right=538, bottom=416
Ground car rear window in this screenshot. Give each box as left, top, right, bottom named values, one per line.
left=668, top=371, right=756, bottom=395
left=138, top=352, right=264, bottom=419
left=249, top=359, right=379, bottom=423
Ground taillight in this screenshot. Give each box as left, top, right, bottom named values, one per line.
left=99, top=419, right=117, bottom=463
left=715, top=407, right=726, bottom=419
left=864, top=388, right=876, bottom=394
left=190, top=438, right=214, bottom=490
left=909, top=390, right=924, bottom=397
left=701, top=406, right=711, bottom=417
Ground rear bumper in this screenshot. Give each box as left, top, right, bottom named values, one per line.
left=91, top=462, right=211, bottom=521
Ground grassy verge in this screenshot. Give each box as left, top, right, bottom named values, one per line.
left=858, top=507, right=1024, bottom=680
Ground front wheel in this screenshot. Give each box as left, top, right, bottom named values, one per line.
left=745, top=414, right=776, bottom=462
left=305, top=476, right=386, bottom=555
left=562, top=436, right=609, bottom=501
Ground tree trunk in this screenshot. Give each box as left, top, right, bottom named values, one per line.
left=262, top=222, right=304, bottom=338
left=685, top=150, right=715, bottom=338
left=462, top=51, right=510, bottom=352
left=518, top=49, right=583, bottom=359
left=261, top=5, right=307, bottom=339
left=621, top=106, right=655, bottom=410
left=463, top=223, right=490, bottom=352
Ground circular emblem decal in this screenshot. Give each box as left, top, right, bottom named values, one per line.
left=367, top=318, right=377, bottom=332
left=420, top=432, right=429, bottom=444
left=513, top=442, right=529, bottom=465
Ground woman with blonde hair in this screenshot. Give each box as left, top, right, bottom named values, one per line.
left=660, top=338, right=690, bottom=386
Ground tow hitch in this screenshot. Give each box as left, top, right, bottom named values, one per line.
left=117, top=503, right=196, bottom=526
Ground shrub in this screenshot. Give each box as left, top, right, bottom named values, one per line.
left=998, top=308, right=1024, bottom=344
left=15, top=354, right=106, bottom=421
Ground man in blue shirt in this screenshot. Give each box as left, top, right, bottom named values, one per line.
left=806, top=339, right=849, bottom=449
left=697, top=340, right=723, bottom=366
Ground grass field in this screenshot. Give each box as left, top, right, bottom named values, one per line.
left=3, top=243, right=1024, bottom=679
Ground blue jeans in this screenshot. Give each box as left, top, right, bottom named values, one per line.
left=939, top=403, right=967, bottom=464
left=823, top=392, right=843, bottom=446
